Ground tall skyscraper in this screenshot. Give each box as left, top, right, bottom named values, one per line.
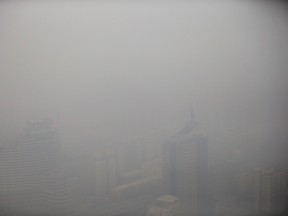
left=163, top=112, right=209, bottom=216
left=254, top=168, right=288, bottom=215
left=90, top=146, right=118, bottom=199
left=0, top=119, right=72, bottom=214
left=117, top=140, right=142, bottom=177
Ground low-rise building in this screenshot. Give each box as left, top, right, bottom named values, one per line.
left=147, top=194, right=181, bottom=216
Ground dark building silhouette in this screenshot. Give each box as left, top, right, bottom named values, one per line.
left=163, top=112, right=210, bottom=216
left=254, top=168, right=288, bottom=215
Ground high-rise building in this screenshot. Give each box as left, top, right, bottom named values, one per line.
left=163, top=112, right=210, bottom=216
left=117, top=140, right=142, bottom=177
left=142, top=158, right=163, bottom=178
left=254, top=168, right=288, bottom=215
left=0, top=119, right=72, bottom=213
left=90, top=147, right=117, bottom=199
left=236, top=171, right=253, bottom=211
left=40, top=169, right=74, bottom=211
left=147, top=194, right=181, bottom=216
left=213, top=193, right=237, bottom=216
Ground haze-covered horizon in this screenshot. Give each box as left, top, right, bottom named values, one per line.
left=1, top=1, right=287, bottom=164
left=1, top=1, right=288, bottom=215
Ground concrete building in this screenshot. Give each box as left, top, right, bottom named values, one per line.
left=213, top=193, right=237, bottom=216
left=0, top=119, right=72, bottom=213
left=254, top=168, right=288, bottom=215
left=90, top=147, right=117, bottom=199
left=142, top=158, right=163, bottom=178
left=40, top=169, right=74, bottom=211
left=109, top=176, right=164, bottom=216
left=111, top=176, right=163, bottom=200
left=163, top=111, right=210, bottom=216
left=147, top=194, right=181, bottom=216
left=116, top=140, right=142, bottom=180
left=236, top=171, right=253, bottom=211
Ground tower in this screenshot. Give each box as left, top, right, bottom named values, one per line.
left=254, top=168, right=288, bottom=215
left=0, top=119, right=73, bottom=214
left=90, top=146, right=117, bottom=199
left=163, top=111, right=209, bottom=216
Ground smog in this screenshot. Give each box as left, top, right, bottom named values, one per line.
left=0, top=1, right=287, bottom=216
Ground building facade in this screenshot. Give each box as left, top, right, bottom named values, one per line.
left=90, top=147, right=118, bottom=199
left=147, top=194, right=181, bottom=216
left=163, top=113, right=210, bottom=216
left=0, top=119, right=72, bottom=214
left=254, top=168, right=288, bottom=215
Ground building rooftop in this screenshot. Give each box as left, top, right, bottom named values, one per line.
left=166, top=111, right=206, bottom=144
left=156, top=194, right=179, bottom=204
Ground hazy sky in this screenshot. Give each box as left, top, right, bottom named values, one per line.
left=1, top=1, right=287, bottom=164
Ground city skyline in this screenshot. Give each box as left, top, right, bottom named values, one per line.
left=1, top=1, right=288, bottom=216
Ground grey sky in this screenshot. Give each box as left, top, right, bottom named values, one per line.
left=1, top=1, right=287, bottom=164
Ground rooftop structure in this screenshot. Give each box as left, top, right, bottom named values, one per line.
left=147, top=194, right=181, bottom=216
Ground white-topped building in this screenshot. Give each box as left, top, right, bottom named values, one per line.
left=147, top=194, right=181, bottom=216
